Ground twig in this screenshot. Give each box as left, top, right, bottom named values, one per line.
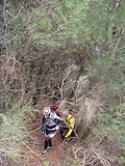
left=19, top=141, right=43, bottom=161
left=60, top=65, right=73, bottom=100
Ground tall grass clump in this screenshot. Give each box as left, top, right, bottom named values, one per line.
left=0, top=103, right=29, bottom=159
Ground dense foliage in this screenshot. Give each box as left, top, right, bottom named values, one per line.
left=0, top=0, right=125, bottom=165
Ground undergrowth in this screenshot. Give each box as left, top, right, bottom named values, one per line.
left=94, top=104, right=125, bottom=147
left=0, top=103, right=29, bottom=160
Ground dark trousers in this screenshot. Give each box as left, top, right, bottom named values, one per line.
left=44, top=136, right=52, bottom=150
left=60, top=126, right=69, bottom=140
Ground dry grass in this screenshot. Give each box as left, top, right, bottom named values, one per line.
left=73, top=142, right=111, bottom=166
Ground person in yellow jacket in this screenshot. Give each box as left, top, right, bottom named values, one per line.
left=60, top=109, right=76, bottom=140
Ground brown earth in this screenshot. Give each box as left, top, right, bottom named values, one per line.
left=23, top=100, right=72, bottom=166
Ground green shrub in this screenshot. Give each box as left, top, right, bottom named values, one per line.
left=27, top=0, right=125, bottom=49
left=93, top=104, right=125, bottom=149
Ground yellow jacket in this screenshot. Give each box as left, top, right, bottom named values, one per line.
left=65, top=113, right=75, bottom=138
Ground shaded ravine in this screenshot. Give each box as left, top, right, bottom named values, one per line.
left=25, top=100, right=72, bottom=166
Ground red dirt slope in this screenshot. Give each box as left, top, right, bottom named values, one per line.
left=25, top=100, right=71, bottom=166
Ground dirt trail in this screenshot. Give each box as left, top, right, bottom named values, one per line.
left=25, top=100, right=71, bottom=166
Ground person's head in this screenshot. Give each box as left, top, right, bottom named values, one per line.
left=43, top=107, right=51, bottom=117
left=68, top=109, right=77, bottom=116
left=52, top=97, right=59, bottom=104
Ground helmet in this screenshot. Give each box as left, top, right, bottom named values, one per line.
left=43, top=107, right=51, bottom=114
